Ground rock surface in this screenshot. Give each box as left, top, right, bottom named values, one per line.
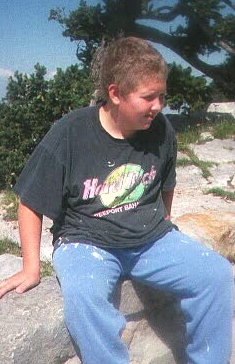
left=1, top=265, right=185, bottom=364
left=175, top=210, right=235, bottom=262
left=0, top=254, right=23, bottom=280
left=0, top=276, right=76, bottom=364
left=0, top=137, right=235, bottom=364
left=207, top=102, right=235, bottom=118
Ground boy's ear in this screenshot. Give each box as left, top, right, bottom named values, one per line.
left=108, top=84, right=121, bottom=105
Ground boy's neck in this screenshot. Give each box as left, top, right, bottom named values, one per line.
left=99, top=103, right=135, bottom=140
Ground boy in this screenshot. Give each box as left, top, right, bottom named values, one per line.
left=0, top=37, right=233, bottom=364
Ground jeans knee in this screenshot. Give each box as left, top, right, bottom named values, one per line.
left=200, top=252, right=233, bottom=292
left=61, top=275, right=110, bottom=310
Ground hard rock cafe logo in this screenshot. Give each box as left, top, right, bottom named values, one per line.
left=82, top=164, right=156, bottom=208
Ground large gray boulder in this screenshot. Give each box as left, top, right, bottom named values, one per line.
left=0, top=276, right=76, bottom=364
left=0, top=257, right=185, bottom=364
left=207, top=102, right=235, bottom=118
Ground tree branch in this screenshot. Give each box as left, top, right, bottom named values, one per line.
left=134, top=22, right=226, bottom=83
left=219, top=40, right=235, bottom=55
left=140, top=2, right=186, bottom=22
left=190, top=15, right=235, bottom=56
left=222, top=0, right=235, bottom=11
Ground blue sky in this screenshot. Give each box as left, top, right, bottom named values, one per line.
left=0, top=0, right=226, bottom=100
left=0, top=0, right=85, bottom=99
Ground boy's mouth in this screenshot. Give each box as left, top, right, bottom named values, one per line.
left=146, top=112, right=156, bottom=120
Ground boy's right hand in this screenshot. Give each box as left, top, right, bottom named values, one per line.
left=0, top=270, right=40, bottom=299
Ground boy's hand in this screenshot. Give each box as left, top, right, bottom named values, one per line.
left=0, top=270, right=40, bottom=299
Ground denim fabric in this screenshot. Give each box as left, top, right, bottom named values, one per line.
left=53, top=229, right=234, bottom=364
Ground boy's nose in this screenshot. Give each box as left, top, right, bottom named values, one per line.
left=151, top=98, right=163, bottom=112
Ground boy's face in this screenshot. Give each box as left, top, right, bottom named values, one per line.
left=114, top=77, right=166, bottom=137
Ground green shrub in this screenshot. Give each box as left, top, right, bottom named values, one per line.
left=212, top=119, right=235, bottom=139
left=206, top=187, right=235, bottom=201
left=0, top=238, right=21, bottom=255
left=0, top=64, right=93, bottom=188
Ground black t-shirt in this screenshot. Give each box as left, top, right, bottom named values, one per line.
left=14, top=105, right=177, bottom=249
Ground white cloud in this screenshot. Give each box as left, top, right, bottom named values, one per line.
left=0, top=78, right=8, bottom=99
left=46, top=69, right=57, bottom=79
left=0, top=68, right=14, bottom=78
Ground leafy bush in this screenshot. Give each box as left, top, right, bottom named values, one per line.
left=0, top=64, right=93, bottom=188
left=167, top=63, right=212, bottom=115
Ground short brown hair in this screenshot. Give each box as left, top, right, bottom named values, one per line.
left=91, top=36, right=168, bottom=101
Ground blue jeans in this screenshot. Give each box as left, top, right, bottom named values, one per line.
left=53, top=229, right=234, bottom=364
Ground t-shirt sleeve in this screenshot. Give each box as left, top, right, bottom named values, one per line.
left=13, top=122, right=68, bottom=220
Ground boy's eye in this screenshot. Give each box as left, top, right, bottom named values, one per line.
left=143, top=93, right=166, bottom=102
left=143, top=94, right=156, bottom=101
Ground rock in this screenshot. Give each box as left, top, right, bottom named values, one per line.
left=0, top=217, right=19, bottom=245
left=0, top=276, right=76, bottom=364
left=2, top=264, right=233, bottom=364
left=39, top=216, right=54, bottom=261
left=189, top=138, right=235, bottom=163
left=172, top=137, right=235, bottom=219
left=207, top=102, right=235, bottom=118
left=64, top=358, right=80, bottom=364
left=199, top=132, right=214, bottom=142
left=0, top=208, right=53, bottom=262
left=231, top=175, right=235, bottom=188
left=175, top=210, right=235, bottom=262
left=0, top=263, right=184, bottom=364
left=0, top=254, right=22, bottom=280
left=207, top=162, right=235, bottom=189
left=119, top=282, right=185, bottom=364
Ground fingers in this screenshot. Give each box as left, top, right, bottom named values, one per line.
left=15, top=277, right=40, bottom=294
left=0, top=276, right=18, bottom=298
left=0, top=272, right=40, bottom=299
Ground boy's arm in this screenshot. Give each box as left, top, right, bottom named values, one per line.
left=162, top=189, right=174, bottom=219
left=0, top=201, right=42, bottom=299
